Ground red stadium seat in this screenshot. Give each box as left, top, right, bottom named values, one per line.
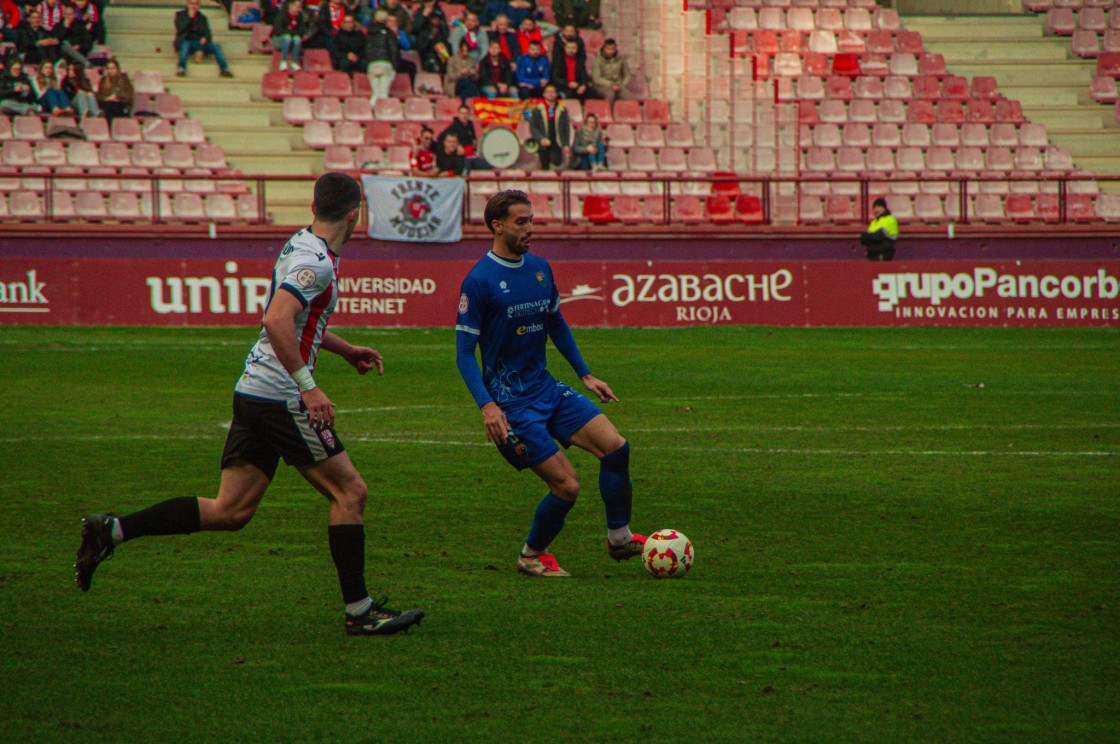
left=1090, top=75, right=1119, bottom=102
left=1097, top=52, right=1120, bottom=77
left=374, top=98, right=405, bottom=121
left=936, top=100, right=965, bottom=123
left=825, top=75, right=853, bottom=100
left=798, top=75, right=825, bottom=99
left=1073, top=29, right=1101, bottom=57
left=344, top=97, right=374, bottom=121
left=292, top=71, right=322, bottom=97
left=878, top=99, right=906, bottom=123
left=941, top=76, right=970, bottom=100
left=614, top=195, right=645, bottom=224
left=917, top=53, right=947, bottom=76
left=582, top=195, right=614, bottom=223
left=865, top=30, right=894, bottom=54
left=313, top=96, right=344, bottom=121
left=322, top=72, right=353, bottom=98
left=174, top=119, right=205, bottom=145
left=583, top=99, right=612, bottom=124
left=853, top=76, right=883, bottom=99
left=613, top=100, right=642, bottom=125
left=302, top=48, right=333, bottom=73
left=994, top=99, right=1025, bottom=123
left=798, top=100, right=819, bottom=124
left=262, top=71, right=293, bottom=100
left=1047, top=8, right=1076, bottom=34
left=365, top=121, right=394, bottom=147
left=831, top=53, right=862, bottom=77
left=907, top=100, right=935, bottom=124
left=635, top=124, right=665, bottom=148
left=734, top=195, right=763, bottom=224
left=824, top=195, right=854, bottom=221
left=912, top=75, right=941, bottom=99
left=799, top=195, right=824, bottom=223
left=896, top=30, right=923, bottom=54
left=874, top=8, right=901, bottom=30
left=643, top=100, right=672, bottom=123
left=706, top=195, right=735, bottom=224
left=671, top=195, right=704, bottom=223
left=665, top=124, right=695, bottom=148
left=389, top=73, right=413, bottom=97
left=250, top=23, right=272, bottom=54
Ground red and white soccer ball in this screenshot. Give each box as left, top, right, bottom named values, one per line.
left=642, top=529, right=693, bottom=578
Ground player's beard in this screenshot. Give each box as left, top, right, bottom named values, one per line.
left=504, top=232, right=530, bottom=255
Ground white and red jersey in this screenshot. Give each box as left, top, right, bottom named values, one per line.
left=235, top=227, right=339, bottom=401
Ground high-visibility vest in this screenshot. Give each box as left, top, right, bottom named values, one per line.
left=867, top=213, right=899, bottom=240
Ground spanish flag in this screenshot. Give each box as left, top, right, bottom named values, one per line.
left=473, top=98, right=528, bottom=127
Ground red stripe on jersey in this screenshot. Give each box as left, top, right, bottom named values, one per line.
left=299, top=283, right=333, bottom=364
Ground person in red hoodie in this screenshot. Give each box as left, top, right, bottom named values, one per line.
left=515, top=15, right=542, bottom=57
left=0, top=0, right=21, bottom=43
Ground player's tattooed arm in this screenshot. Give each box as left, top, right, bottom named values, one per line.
left=321, top=331, right=383, bottom=376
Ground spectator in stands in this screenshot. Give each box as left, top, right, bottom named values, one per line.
left=861, top=198, right=899, bottom=261
left=18, top=10, right=61, bottom=65
left=259, top=0, right=282, bottom=26
left=525, top=83, right=571, bottom=171
left=572, top=111, right=606, bottom=170
left=365, top=9, right=398, bottom=106
left=480, top=0, right=535, bottom=29
left=0, top=59, right=41, bottom=116
left=340, top=0, right=369, bottom=29
left=438, top=104, right=478, bottom=156
left=478, top=38, right=512, bottom=99
left=444, top=39, right=480, bottom=102
left=448, top=11, right=488, bottom=65
left=174, top=0, right=234, bottom=78
left=0, top=0, right=21, bottom=44
left=62, top=60, right=99, bottom=117
left=57, top=4, right=93, bottom=66
left=515, top=15, right=543, bottom=57
left=37, top=0, right=63, bottom=33
left=554, top=0, right=600, bottom=30
left=434, top=131, right=467, bottom=176
left=272, top=0, right=311, bottom=71
left=309, top=0, right=344, bottom=53
left=591, top=38, right=632, bottom=105
left=410, top=125, right=437, bottom=176
left=34, top=59, right=73, bottom=114
left=550, top=23, right=585, bottom=70
left=379, top=0, right=412, bottom=37
left=551, top=38, right=591, bottom=101
left=412, top=0, right=447, bottom=41
left=414, top=11, right=450, bottom=74
left=489, top=13, right=517, bottom=61
left=331, top=13, right=367, bottom=73
left=515, top=39, right=548, bottom=99
left=72, top=0, right=104, bottom=46
left=96, top=57, right=133, bottom=120
left=383, top=13, right=417, bottom=83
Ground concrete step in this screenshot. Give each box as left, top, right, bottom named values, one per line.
left=1070, top=156, right=1120, bottom=174
left=903, top=15, right=1042, bottom=36
left=207, top=129, right=298, bottom=154
left=228, top=153, right=321, bottom=175
left=170, top=83, right=254, bottom=104
left=188, top=106, right=273, bottom=129
left=1000, top=86, right=1080, bottom=107
left=1024, top=106, right=1111, bottom=129
left=107, top=33, right=252, bottom=57
left=920, top=39, right=1069, bottom=61
left=946, top=62, right=1091, bottom=87
left=106, top=6, right=240, bottom=31
left=1048, top=130, right=1120, bottom=156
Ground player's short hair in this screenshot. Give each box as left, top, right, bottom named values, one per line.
left=313, top=172, right=362, bottom=223
left=484, top=190, right=530, bottom=233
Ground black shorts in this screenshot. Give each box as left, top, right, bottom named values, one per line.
left=220, top=393, right=345, bottom=480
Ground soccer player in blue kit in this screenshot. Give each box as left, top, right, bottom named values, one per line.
left=456, top=190, right=646, bottom=577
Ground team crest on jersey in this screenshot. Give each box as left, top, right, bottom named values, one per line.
left=458, top=292, right=469, bottom=314
left=536, top=272, right=544, bottom=283
left=294, top=267, right=317, bottom=289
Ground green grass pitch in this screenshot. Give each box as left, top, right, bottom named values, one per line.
left=1, top=325, right=1117, bottom=742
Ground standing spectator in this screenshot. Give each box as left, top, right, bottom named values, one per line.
left=409, top=126, right=437, bottom=176
left=444, top=39, right=480, bottom=102
left=96, top=57, right=133, bottom=120
left=379, top=0, right=411, bottom=37
left=35, top=59, right=73, bottom=114
left=0, top=0, right=22, bottom=44
left=572, top=111, right=606, bottom=170
left=480, top=0, right=535, bottom=28
left=411, top=0, right=447, bottom=42
left=551, top=38, right=591, bottom=101
left=72, top=0, right=104, bottom=46
left=272, top=0, right=311, bottom=71
left=18, top=10, right=61, bottom=65
left=550, top=23, right=585, bottom=70
left=554, top=0, right=600, bottom=29
left=415, top=12, right=450, bottom=74
left=57, top=4, right=93, bottom=66
left=364, top=9, right=398, bottom=106
left=384, top=13, right=416, bottom=83
left=590, top=38, right=632, bottom=105
left=434, top=131, right=467, bottom=176
left=62, top=60, right=100, bottom=117
left=0, top=59, right=41, bottom=116
left=478, top=38, right=512, bottom=99
left=861, top=197, right=899, bottom=261
left=525, top=83, right=571, bottom=171
left=174, top=0, right=234, bottom=77
left=37, top=0, right=63, bottom=33
left=514, top=16, right=542, bottom=57
left=309, top=0, right=344, bottom=52
left=448, top=11, right=488, bottom=65
left=331, top=13, right=366, bottom=73
left=514, top=39, right=548, bottom=99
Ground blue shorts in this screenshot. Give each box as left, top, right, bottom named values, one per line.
left=497, top=381, right=602, bottom=471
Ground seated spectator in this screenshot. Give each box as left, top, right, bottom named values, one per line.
left=489, top=14, right=517, bottom=61
left=551, top=38, right=592, bottom=101
left=411, top=0, right=447, bottom=42
left=365, top=9, right=398, bottom=105
left=62, top=60, right=100, bottom=117
left=0, top=0, right=22, bottom=44
left=861, top=198, right=899, bottom=261
left=259, top=0, right=283, bottom=26
left=515, top=16, right=543, bottom=57
left=35, top=59, right=73, bottom=114
left=550, top=23, right=585, bottom=70
left=331, top=14, right=367, bottom=73
left=96, top=57, right=133, bottom=120
left=515, top=39, right=548, bottom=99
left=525, top=83, right=571, bottom=170
left=572, top=112, right=606, bottom=170
left=448, top=11, right=488, bottom=65
left=340, top=0, right=369, bottom=29
left=554, top=0, right=600, bottom=29
left=415, top=11, right=450, bottom=74
left=57, top=4, right=93, bottom=66
left=438, top=104, right=479, bottom=156
left=309, top=0, right=344, bottom=52
left=434, top=131, right=467, bottom=176
left=410, top=126, right=437, bottom=176
left=37, top=0, right=63, bottom=33
left=478, top=38, right=512, bottom=99
left=0, top=58, right=41, bottom=116
left=480, top=0, right=535, bottom=29
left=18, top=10, right=61, bottom=65
left=72, top=0, right=104, bottom=46
left=272, top=0, right=311, bottom=71
left=379, top=0, right=412, bottom=37
left=590, top=38, right=632, bottom=104
left=174, top=0, right=233, bottom=77
left=444, top=39, right=480, bottom=102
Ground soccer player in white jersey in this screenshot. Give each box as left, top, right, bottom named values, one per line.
left=455, top=190, right=646, bottom=577
left=75, top=173, right=424, bottom=636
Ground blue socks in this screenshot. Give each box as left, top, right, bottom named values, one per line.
left=599, top=442, right=632, bottom=530
left=525, top=493, right=576, bottom=553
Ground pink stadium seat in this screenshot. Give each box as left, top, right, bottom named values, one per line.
left=385, top=145, right=409, bottom=170
left=803, top=52, right=830, bottom=76
left=1036, top=194, right=1059, bottom=221
left=1096, top=193, right=1120, bottom=221
left=913, top=194, right=944, bottom=221
left=687, top=148, right=717, bottom=172
left=799, top=100, right=819, bottom=124
left=871, top=123, right=901, bottom=147
left=613, top=195, right=644, bottom=224
left=780, top=31, right=806, bottom=54
left=926, top=146, right=955, bottom=172
left=825, top=195, right=855, bottom=221
left=262, top=71, right=293, bottom=100
left=866, top=146, right=894, bottom=172
left=799, top=195, right=824, bottom=223
left=985, top=146, right=1014, bottom=171
left=666, top=124, right=695, bottom=148
left=313, top=96, right=344, bottom=121
left=66, top=141, right=99, bottom=168
left=819, top=99, right=847, bottom=123
left=205, top=193, right=238, bottom=223
left=809, top=30, right=838, bottom=55
left=374, top=98, right=405, bottom=121
left=901, top=123, right=931, bottom=147
left=365, top=121, right=394, bottom=147
left=853, top=76, right=883, bottom=99
left=433, top=98, right=460, bottom=121
left=995, top=99, right=1025, bottom=123
left=990, top=123, right=1019, bottom=147
left=322, top=72, right=353, bottom=98
left=173, top=193, right=205, bottom=221
left=173, top=119, right=205, bottom=145
left=196, top=144, right=227, bottom=170
left=394, top=122, right=423, bottom=145
left=355, top=145, right=384, bottom=167
left=798, top=75, right=825, bottom=99
left=1080, top=8, right=1108, bottom=31
left=896, top=30, right=923, bottom=55
left=931, top=123, right=960, bottom=147
left=132, top=70, right=165, bottom=95
left=878, top=99, right=906, bottom=123
left=885, top=195, right=914, bottom=220
left=907, top=100, right=935, bottom=124
left=966, top=99, right=995, bottom=123
left=889, top=53, right=918, bottom=77
left=658, top=147, right=687, bottom=172
left=414, top=71, right=442, bottom=95
left=836, top=146, right=864, bottom=172
left=758, top=7, right=783, bottom=30
left=605, top=124, right=635, bottom=148
left=343, top=97, right=373, bottom=121
left=250, top=23, right=272, bottom=53
left=131, top=143, right=163, bottom=169
left=1047, top=8, right=1076, bottom=34
left=33, top=140, right=65, bottom=166
left=972, top=194, right=1005, bottom=222
left=844, top=8, right=872, bottom=31
left=75, top=191, right=107, bottom=220
left=142, top=118, right=174, bottom=144
left=671, top=195, right=705, bottom=224
left=813, top=123, right=841, bottom=147
left=1073, top=29, right=1101, bottom=57
left=774, top=53, right=803, bottom=76
left=13, top=115, right=44, bottom=140
left=960, top=123, right=989, bottom=147
left=865, top=30, right=894, bottom=55
left=563, top=99, right=583, bottom=126
left=917, top=53, right=947, bottom=76
left=642, top=100, right=672, bottom=125
left=912, top=75, right=940, bottom=99
left=728, top=8, right=757, bottom=30
left=788, top=7, right=814, bottom=31
left=163, top=143, right=194, bottom=170
left=10, top=191, right=43, bottom=219
left=1044, top=146, right=1074, bottom=172
left=334, top=121, right=364, bottom=147
left=303, top=121, right=333, bottom=149
left=612, top=100, right=642, bottom=125
left=99, top=142, right=130, bottom=168
left=635, top=124, right=665, bottom=149
left=353, top=74, right=372, bottom=98
left=292, top=72, right=322, bottom=97
left=1015, top=147, right=1044, bottom=171
left=1090, top=75, right=1119, bottom=102
left=841, top=122, right=871, bottom=147
left=1104, top=30, right=1120, bottom=53
left=302, top=48, right=333, bottom=73
left=584, top=99, right=612, bottom=125
left=874, top=8, right=901, bottom=30
left=110, top=118, right=142, bottom=143
left=283, top=96, right=313, bottom=124
left=1111, top=7, right=1120, bottom=28
left=956, top=146, right=984, bottom=172
left=1066, top=194, right=1095, bottom=222
left=836, top=31, right=864, bottom=54
left=805, top=147, right=835, bottom=172
left=825, top=75, right=853, bottom=100
left=155, top=94, right=185, bottom=120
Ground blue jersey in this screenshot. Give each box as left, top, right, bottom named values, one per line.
left=456, top=251, right=590, bottom=410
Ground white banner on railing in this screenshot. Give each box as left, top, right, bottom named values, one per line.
left=362, top=175, right=464, bottom=243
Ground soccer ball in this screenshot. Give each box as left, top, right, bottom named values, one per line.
left=642, top=529, right=693, bottom=578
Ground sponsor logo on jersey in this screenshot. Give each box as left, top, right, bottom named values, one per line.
left=515, top=322, right=544, bottom=335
